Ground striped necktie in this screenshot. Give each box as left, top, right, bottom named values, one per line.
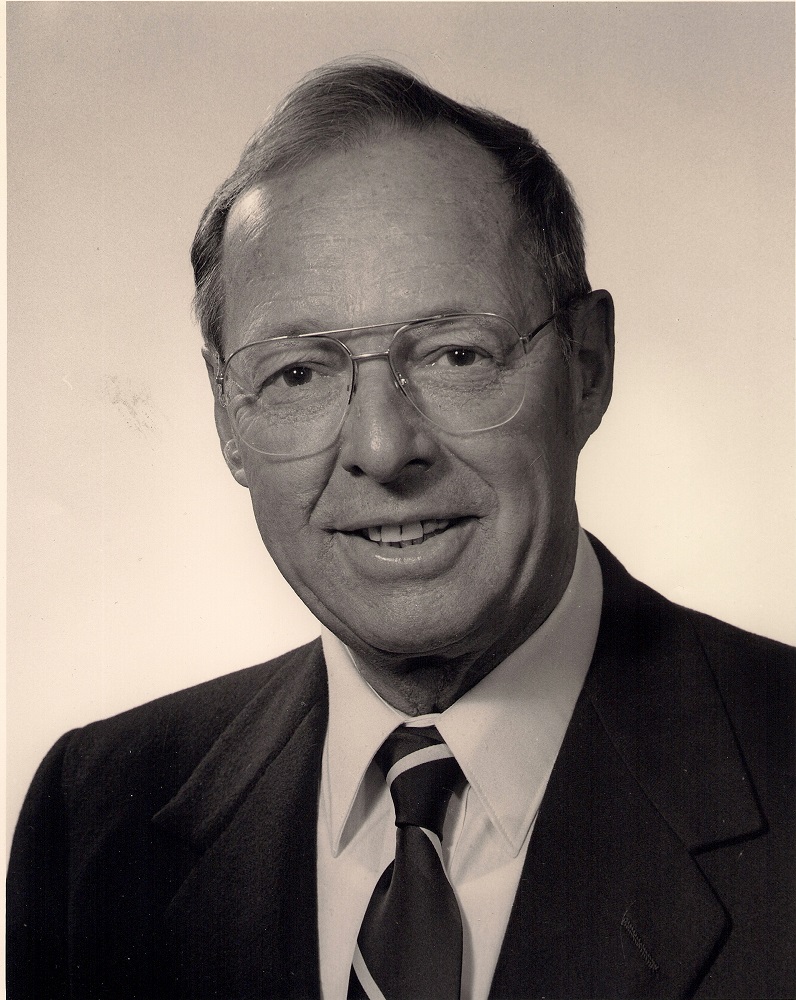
left=348, top=725, right=464, bottom=1000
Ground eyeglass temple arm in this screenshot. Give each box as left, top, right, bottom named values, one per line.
left=520, top=309, right=565, bottom=345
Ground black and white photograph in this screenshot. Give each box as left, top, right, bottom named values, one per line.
left=7, top=3, right=795, bottom=998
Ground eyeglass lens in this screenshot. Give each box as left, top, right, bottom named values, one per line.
left=223, top=315, right=529, bottom=456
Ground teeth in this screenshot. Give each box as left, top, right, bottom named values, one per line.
left=363, top=519, right=453, bottom=545
left=423, top=519, right=449, bottom=535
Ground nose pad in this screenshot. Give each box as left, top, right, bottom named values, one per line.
left=348, top=351, right=408, bottom=400
left=346, top=351, right=416, bottom=421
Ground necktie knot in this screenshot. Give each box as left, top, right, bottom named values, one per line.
left=376, top=726, right=463, bottom=838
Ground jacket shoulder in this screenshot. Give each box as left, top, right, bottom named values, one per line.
left=591, top=532, right=794, bottom=809
left=58, top=638, right=324, bottom=812
left=685, top=604, right=795, bottom=676
left=668, top=601, right=795, bottom=740
left=591, top=531, right=794, bottom=690
left=684, top=607, right=795, bottom=795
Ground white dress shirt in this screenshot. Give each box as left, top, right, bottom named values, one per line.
left=317, top=529, right=603, bottom=1000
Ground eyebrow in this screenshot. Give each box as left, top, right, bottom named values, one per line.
left=233, top=308, right=333, bottom=347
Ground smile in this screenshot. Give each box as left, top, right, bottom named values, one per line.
left=359, top=519, right=453, bottom=547
left=332, top=516, right=479, bottom=580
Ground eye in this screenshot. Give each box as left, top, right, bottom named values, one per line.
left=431, top=346, right=492, bottom=368
left=276, top=365, right=314, bottom=387
left=441, top=348, right=479, bottom=367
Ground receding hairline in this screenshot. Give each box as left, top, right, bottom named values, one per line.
left=218, top=123, right=549, bottom=342
left=192, top=59, right=590, bottom=357
left=224, top=122, right=522, bottom=244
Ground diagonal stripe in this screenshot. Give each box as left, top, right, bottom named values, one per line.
left=384, top=743, right=453, bottom=788
left=352, top=944, right=388, bottom=1000
left=419, top=825, right=460, bottom=902
left=419, top=825, right=445, bottom=866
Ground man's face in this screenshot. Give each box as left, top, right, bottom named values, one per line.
left=216, top=129, right=610, bottom=671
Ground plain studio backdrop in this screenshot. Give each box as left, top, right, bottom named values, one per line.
left=7, top=2, right=794, bottom=846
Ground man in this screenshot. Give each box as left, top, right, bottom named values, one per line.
left=8, top=60, right=794, bottom=1000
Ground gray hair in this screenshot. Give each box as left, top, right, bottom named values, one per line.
left=191, top=59, right=591, bottom=357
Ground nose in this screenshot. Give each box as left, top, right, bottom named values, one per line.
left=338, top=359, right=437, bottom=483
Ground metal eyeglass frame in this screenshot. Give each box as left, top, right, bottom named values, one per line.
left=213, top=310, right=563, bottom=416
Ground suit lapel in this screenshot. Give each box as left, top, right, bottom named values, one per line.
left=152, top=641, right=329, bottom=1000
left=490, top=541, right=763, bottom=999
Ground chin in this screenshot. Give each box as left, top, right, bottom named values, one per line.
left=341, top=610, right=481, bottom=663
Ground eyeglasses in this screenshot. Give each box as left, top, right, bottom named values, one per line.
left=214, top=310, right=560, bottom=457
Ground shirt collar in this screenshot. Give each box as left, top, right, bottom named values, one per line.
left=321, top=528, right=603, bottom=857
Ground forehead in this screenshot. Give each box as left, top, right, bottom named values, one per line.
left=220, top=128, right=540, bottom=345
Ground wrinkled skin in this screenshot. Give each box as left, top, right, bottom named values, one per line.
left=210, top=127, right=614, bottom=714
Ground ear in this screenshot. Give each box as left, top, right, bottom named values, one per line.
left=568, top=289, right=614, bottom=449
left=202, top=347, right=249, bottom=488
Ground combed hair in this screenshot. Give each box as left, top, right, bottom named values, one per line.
left=191, top=59, right=591, bottom=356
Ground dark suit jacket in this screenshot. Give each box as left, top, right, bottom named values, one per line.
left=7, top=540, right=795, bottom=999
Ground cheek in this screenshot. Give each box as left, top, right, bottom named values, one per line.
left=492, top=388, right=575, bottom=486
left=478, top=392, right=578, bottom=537
left=518, top=373, right=578, bottom=474
left=243, top=453, right=332, bottom=544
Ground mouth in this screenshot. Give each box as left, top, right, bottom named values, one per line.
left=347, top=518, right=461, bottom=548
